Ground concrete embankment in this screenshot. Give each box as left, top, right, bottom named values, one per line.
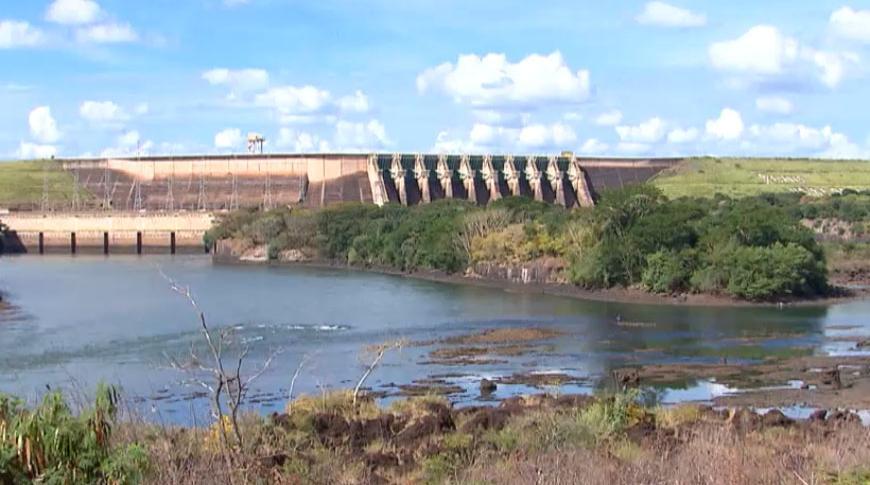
left=1, top=212, right=214, bottom=254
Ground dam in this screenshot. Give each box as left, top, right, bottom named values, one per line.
left=0, top=153, right=680, bottom=254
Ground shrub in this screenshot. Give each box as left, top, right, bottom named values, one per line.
left=725, top=243, right=827, bottom=300
left=642, top=249, right=697, bottom=293
left=0, top=384, right=148, bottom=484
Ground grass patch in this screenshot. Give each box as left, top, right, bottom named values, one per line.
left=652, top=157, right=870, bottom=199
left=0, top=160, right=89, bottom=209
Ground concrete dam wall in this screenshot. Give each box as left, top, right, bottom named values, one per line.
left=59, top=154, right=680, bottom=211
left=0, top=154, right=679, bottom=255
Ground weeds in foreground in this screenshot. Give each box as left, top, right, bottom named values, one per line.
left=0, top=384, right=148, bottom=484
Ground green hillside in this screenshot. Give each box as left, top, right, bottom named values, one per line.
left=652, top=157, right=870, bottom=199
left=0, top=160, right=87, bottom=210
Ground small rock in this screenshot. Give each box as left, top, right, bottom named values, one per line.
left=809, top=409, right=827, bottom=422
left=761, top=409, right=793, bottom=427
left=479, top=378, right=497, bottom=394
left=856, top=340, right=870, bottom=349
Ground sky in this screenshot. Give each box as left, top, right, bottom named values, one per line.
left=1, top=0, right=870, bottom=159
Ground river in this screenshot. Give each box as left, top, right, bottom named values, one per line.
left=1, top=255, right=869, bottom=424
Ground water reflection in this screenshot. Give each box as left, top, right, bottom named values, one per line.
left=0, top=254, right=852, bottom=424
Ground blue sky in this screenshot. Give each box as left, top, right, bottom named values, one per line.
left=1, top=0, right=870, bottom=159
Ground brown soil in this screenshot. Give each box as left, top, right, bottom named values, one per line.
left=444, top=327, right=565, bottom=345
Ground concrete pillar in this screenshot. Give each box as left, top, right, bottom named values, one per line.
left=503, top=155, right=521, bottom=197
left=459, top=154, right=476, bottom=203
left=525, top=156, right=543, bottom=202
left=481, top=154, right=500, bottom=202
left=567, top=158, right=595, bottom=208
left=390, top=153, right=407, bottom=206
left=436, top=154, right=453, bottom=199
left=547, top=156, right=566, bottom=207
left=414, top=153, right=430, bottom=204
left=366, top=154, right=388, bottom=207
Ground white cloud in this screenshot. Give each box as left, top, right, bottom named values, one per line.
left=580, top=138, right=608, bottom=154
left=667, top=127, right=699, bottom=144
left=134, top=103, right=149, bottom=115
left=29, top=106, right=61, bottom=144
left=214, top=128, right=243, bottom=150
left=616, top=142, right=650, bottom=154
left=594, top=109, right=623, bottom=126
left=255, top=85, right=332, bottom=121
left=75, top=23, right=138, bottom=44
left=616, top=117, right=666, bottom=143
left=706, top=108, right=744, bottom=140
left=334, top=120, right=390, bottom=151
left=806, top=49, right=859, bottom=88
left=276, top=128, right=330, bottom=153
left=202, top=68, right=270, bottom=92
left=562, top=112, right=583, bottom=122
left=517, top=123, right=577, bottom=149
left=830, top=6, right=870, bottom=43
left=254, top=85, right=372, bottom=123
left=17, top=142, right=57, bottom=159
left=433, top=121, right=579, bottom=153
left=46, top=0, right=102, bottom=25
left=117, top=130, right=140, bottom=147
left=432, top=131, right=473, bottom=154
left=709, top=25, right=858, bottom=88
left=709, top=25, right=799, bottom=75
left=417, top=51, right=591, bottom=108
left=636, top=1, right=706, bottom=28
left=0, top=21, right=45, bottom=48
left=744, top=121, right=867, bottom=158
left=79, top=100, right=128, bottom=124
left=337, top=90, right=370, bottom=114
left=100, top=131, right=153, bottom=157
left=755, top=96, right=794, bottom=115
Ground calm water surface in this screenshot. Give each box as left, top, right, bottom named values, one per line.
left=1, top=255, right=868, bottom=424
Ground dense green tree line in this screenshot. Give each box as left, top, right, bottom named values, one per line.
left=206, top=185, right=845, bottom=301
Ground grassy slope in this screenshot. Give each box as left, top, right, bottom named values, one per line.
left=652, top=157, right=870, bottom=199
left=0, top=160, right=87, bottom=209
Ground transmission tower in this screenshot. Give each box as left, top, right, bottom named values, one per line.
left=263, top=172, right=273, bottom=210
left=40, top=166, right=49, bottom=212
left=196, top=174, right=208, bottom=211
left=165, top=176, right=175, bottom=212
left=71, top=169, right=81, bottom=211
left=133, top=180, right=143, bottom=211
left=229, top=174, right=239, bottom=211
left=102, top=165, right=112, bottom=210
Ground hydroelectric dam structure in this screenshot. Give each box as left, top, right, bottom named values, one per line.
left=0, top=153, right=681, bottom=254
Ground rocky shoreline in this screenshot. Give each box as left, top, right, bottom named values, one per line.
left=213, top=241, right=869, bottom=308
